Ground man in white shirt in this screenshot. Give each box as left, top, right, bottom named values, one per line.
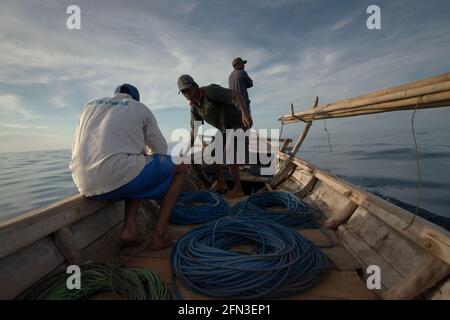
left=71, top=84, right=185, bottom=250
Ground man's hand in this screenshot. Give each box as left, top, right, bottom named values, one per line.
left=242, top=113, right=253, bottom=130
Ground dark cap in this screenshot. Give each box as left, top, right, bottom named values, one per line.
left=232, top=57, right=247, bottom=67
left=114, top=83, right=140, bottom=101
left=177, top=74, right=197, bottom=92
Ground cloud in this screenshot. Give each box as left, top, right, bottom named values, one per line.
left=0, top=0, right=450, bottom=152
left=330, top=12, right=359, bottom=31
left=0, top=124, right=49, bottom=129
left=0, top=95, right=38, bottom=120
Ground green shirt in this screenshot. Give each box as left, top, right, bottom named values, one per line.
left=190, top=84, right=243, bottom=133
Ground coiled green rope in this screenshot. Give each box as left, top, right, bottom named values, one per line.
left=22, top=263, right=171, bottom=300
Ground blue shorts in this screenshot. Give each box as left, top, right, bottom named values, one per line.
left=92, top=154, right=175, bottom=201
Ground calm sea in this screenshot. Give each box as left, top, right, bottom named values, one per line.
left=0, top=125, right=449, bottom=222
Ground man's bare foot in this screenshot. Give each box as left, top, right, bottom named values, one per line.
left=209, top=180, right=228, bottom=194
left=150, top=231, right=177, bottom=251
left=225, top=188, right=245, bottom=199
left=120, top=227, right=144, bottom=246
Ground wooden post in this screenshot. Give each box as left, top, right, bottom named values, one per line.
left=271, top=97, right=319, bottom=188
left=279, top=138, right=292, bottom=153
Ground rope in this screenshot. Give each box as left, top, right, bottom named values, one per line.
left=22, top=263, right=171, bottom=300
left=403, top=96, right=424, bottom=231
left=230, top=191, right=316, bottom=229
left=323, top=119, right=333, bottom=152
left=170, top=191, right=229, bottom=225
left=171, top=216, right=332, bottom=299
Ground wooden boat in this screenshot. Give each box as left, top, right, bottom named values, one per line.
left=1, top=72, right=449, bottom=300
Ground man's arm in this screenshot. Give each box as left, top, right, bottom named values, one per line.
left=144, top=108, right=168, bottom=154
left=233, top=91, right=253, bottom=129
left=244, top=71, right=253, bottom=88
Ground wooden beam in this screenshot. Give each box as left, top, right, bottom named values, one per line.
left=298, top=176, right=318, bottom=198
left=271, top=98, right=318, bottom=187
left=53, top=227, right=85, bottom=265
left=0, top=195, right=111, bottom=259
left=280, top=72, right=450, bottom=124
left=322, top=201, right=358, bottom=230
left=278, top=153, right=450, bottom=266
left=283, top=92, right=450, bottom=123
left=382, top=256, right=450, bottom=300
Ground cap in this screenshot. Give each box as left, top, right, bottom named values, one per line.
left=114, top=83, right=140, bottom=101
left=177, top=74, right=196, bottom=92
left=232, top=57, right=247, bottom=67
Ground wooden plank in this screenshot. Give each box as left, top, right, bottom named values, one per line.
left=123, top=257, right=372, bottom=300
left=280, top=153, right=450, bottom=266
left=285, top=270, right=375, bottom=300
left=382, top=256, right=450, bottom=300
left=82, top=222, right=124, bottom=263
left=0, top=195, right=112, bottom=259
left=0, top=236, right=65, bottom=299
left=302, top=195, right=335, bottom=219
left=337, top=224, right=403, bottom=292
left=425, top=277, right=450, bottom=300
left=121, top=227, right=360, bottom=272
left=308, top=180, right=350, bottom=218
left=291, top=166, right=315, bottom=187
left=53, top=227, right=85, bottom=265
left=70, top=202, right=124, bottom=249
left=347, top=206, right=429, bottom=277
left=298, top=176, right=318, bottom=199
left=277, top=178, right=302, bottom=194
left=358, top=199, right=450, bottom=266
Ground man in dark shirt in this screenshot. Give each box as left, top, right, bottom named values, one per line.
left=177, top=74, right=253, bottom=198
left=228, top=57, right=253, bottom=121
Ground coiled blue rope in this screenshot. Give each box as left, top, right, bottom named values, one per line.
left=230, top=191, right=316, bottom=229
left=171, top=216, right=332, bottom=299
left=170, top=191, right=229, bottom=225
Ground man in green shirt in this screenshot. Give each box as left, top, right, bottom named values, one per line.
left=177, top=74, right=253, bottom=198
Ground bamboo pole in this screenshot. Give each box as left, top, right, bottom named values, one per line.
left=281, top=72, right=450, bottom=124
left=305, top=81, right=450, bottom=116
left=283, top=91, right=450, bottom=123
left=271, top=98, right=318, bottom=187
left=305, top=96, right=450, bottom=120
left=327, top=71, right=450, bottom=106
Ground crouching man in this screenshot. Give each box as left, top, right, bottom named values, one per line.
left=70, top=84, right=185, bottom=250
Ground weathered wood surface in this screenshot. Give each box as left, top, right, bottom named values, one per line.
left=0, top=195, right=112, bottom=259
left=121, top=225, right=362, bottom=272
left=53, top=227, right=85, bottom=265
left=0, top=237, right=65, bottom=299
left=382, top=256, right=450, bottom=300
left=279, top=154, right=450, bottom=266
left=337, top=224, right=403, bottom=292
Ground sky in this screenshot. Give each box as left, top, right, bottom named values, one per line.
left=0, top=0, right=450, bottom=153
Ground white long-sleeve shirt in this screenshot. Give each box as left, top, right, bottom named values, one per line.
left=70, top=93, right=168, bottom=196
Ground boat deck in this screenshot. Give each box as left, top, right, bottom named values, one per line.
left=118, top=195, right=375, bottom=300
